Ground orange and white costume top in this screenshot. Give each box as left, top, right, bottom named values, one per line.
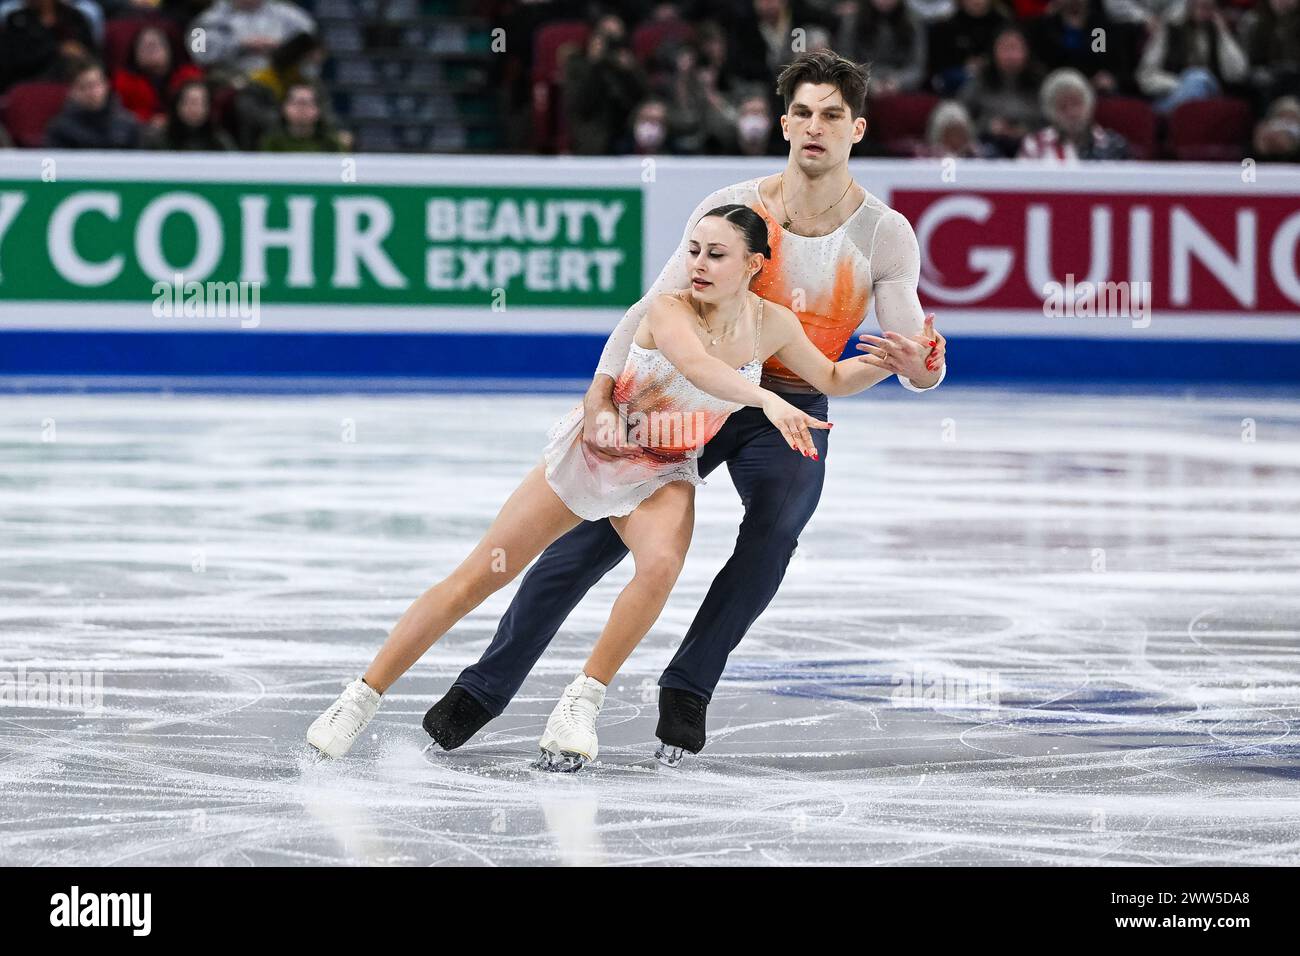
left=543, top=298, right=765, bottom=521
left=595, top=177, right=945, bottom=395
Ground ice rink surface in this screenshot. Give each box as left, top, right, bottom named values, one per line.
left=2, top=385, right=1299, bottom=866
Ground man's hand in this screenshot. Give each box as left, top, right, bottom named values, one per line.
left=856, top=313, right=945, bottom=386
left=581, top=378, right=640, bottom=460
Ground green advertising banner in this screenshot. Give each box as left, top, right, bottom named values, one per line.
left=0, top=181, right=643, bottom=307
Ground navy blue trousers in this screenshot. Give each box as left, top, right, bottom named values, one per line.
left=455, top=391, right=830, bottom=715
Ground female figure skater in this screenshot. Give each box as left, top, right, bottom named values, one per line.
left=307, top=204, right=894, bottom=769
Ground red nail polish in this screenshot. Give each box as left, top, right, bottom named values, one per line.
left=812, top=452, right=819, bottom=460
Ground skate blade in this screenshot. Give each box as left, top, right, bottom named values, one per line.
left=305, top=742, right=333, bottom=763
left=654, top=742, right=685, bottom=768
left=533, top=748, right=590, bottom=773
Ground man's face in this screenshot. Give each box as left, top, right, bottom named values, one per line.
left=1054, top=88, right=1089, bottom=135
left=69, top=68, right=109, bottom=110
left=781, top=82, right=865, bottom=170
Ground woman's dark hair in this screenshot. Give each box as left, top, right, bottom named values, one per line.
left=700, top=203, right=771, bottom=268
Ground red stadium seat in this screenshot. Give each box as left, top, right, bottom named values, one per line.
left=0, top=81, right=68, bottom=147
left=531, top=20, right=590, bottom=153
left=868, top=92, right=940, bottom=156
left=1093, top=96, right=1157, bottom=160
left=104, top=15, right=187, bottom=73
left=631, top=19, right=694, bottom=66
left=1167, top=97, right=1252, bottom=162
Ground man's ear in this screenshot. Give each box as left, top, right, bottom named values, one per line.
left=853, top=115, right=867, bottom=143
left=779, top=114, right=790, bottom=140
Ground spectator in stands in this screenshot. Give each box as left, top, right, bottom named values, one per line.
left=0, top=122, right=13, bottom=148
left=190, top=0, right=316, bottom=80
left=726, top=0, right=835, bottom=84
left=652, top=40, right=736, bottom=153
left=962, top=25, right=1044, bottom=156
left=729, top=89, right=785, bottom=154
left=1138, top=0, right=1249, bottom=113
left=617, top=97, right=672, bottom=154
left=926, top=0, right=1010, bottom=95
left=112, top=24, right=202, bottom=127
left=925, top=100, right=999, bottom=155
left=1026, top=0, right=1137, bottom=95
left=1018, top=66, right=1129, bottom=158
left=0, top=0, right=96, bottom=92
left=838, top=0, right=927, bottom=95
left=1252, top=94, right=1300, bottom=161
left=1238, top=0, right=1300, bottom=108
left=231, top=30, right=324, bottom=148
left=258, top=80, right=345, bottom=151
left=44, top=58, right=142, bottom=148
left=563, top=13, right=647, bottom=154
left=147, top=78, right=236, bottom=150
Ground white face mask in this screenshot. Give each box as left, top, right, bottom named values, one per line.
left=738, top=114, right=769, bottom=141
left=634, top=121, right=665, bottom=150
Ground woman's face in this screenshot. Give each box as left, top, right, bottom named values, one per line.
left=135, top=29, right=171, bottom=76
left=685, top=217, right=763, bottom=303
left=177, top=85, right=209, bottom=127
left=283, top=87, right=320, bottom=131
left=994, top=33, right=1027, bottom=74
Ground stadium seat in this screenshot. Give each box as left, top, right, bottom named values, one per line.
left=103, top=15, right=187, bottom=74
left=867, top=92, right=940, bottom=156
left=1167, top=97, right=1252, bottom=162
left=631, top=19, right=694, bottom=66
left=0, top=81, right=68, bottom=148
left=1093, top=96, right=1157, bottom=160
left=531, top=20, right=589, bottom=152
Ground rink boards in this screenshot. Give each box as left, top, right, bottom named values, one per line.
left=0, top=153, right=1298, bottom=385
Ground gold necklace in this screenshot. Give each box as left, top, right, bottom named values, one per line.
left=698, top=296, right=748, bottom=347
left=779, top=173, right=854, bottom=230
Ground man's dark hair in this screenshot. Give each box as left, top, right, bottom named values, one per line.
left=775, top=51, right=870, bottom=118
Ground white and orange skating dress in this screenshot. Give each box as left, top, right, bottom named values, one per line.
left=541, top=298, right=764, bottom=521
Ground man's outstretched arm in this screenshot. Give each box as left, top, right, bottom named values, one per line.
left=868, top=209, right=947, bottom=391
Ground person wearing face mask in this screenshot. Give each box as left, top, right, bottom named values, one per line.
left=626, top=99, right=670, bottom=154
left=732, top=92, right=784, bottom=154
left=563, top=13, right=648, bottom=154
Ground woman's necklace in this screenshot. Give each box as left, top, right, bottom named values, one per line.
left=779, top=173, right=854, bottom=230
left=698, top=296, right=747, bottom=347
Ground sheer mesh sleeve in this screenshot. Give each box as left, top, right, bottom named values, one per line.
left=868, top=209, right=946, bottom=392
left=594, top=181, right=755, bottom=380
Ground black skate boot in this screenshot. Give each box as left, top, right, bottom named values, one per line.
left=423, top=686, right=493, bottom=751
left=654, top=686, right=707, bottom=767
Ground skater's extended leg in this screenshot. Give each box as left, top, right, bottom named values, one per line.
left=362, top=463, right=582, bottom=693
